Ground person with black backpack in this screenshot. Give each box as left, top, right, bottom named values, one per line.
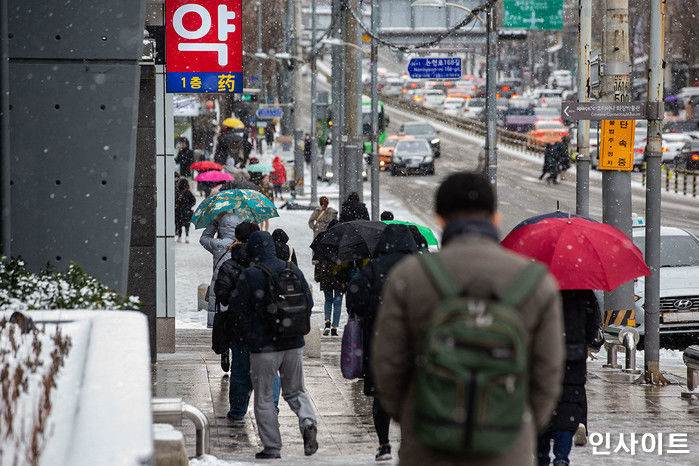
left=230, top=231, right=318, bottom=460
left=372, top=172, right=565, bottom=466
left=213, top=222, right=281, bottom=421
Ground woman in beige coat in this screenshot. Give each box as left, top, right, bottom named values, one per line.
left=308, top=196, right=338, bottom=238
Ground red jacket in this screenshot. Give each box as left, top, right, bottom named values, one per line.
left=271, top=157, right=287, bottom=185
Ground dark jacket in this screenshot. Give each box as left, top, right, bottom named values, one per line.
left=339, top=199, right=370, bottom=223
left=546, top=289, right=602, bottom=433
left=214, top=242, right=251, bottom=342
left=175, top=147, right=194, bottom=177
left=230, top=231, right=312, bottom=353
left=346, top=225, right=417, bottom=396
left=271, top=229, right=298, bottom=265
left=174, top=189, right=196, bottom=228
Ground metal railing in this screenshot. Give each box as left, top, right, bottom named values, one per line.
left=602, top=324, right=641, bottom=374
left=152, top=397, right=210, bottom=457
left=681, top=345, right=699, bottom=399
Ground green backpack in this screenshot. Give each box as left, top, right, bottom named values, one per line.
left=415, top=253, right=547, bottom=455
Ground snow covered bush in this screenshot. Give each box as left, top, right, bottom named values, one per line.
left=0, top=257, right=140, bottom=312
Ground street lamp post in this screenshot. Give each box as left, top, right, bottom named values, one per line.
left=310, top=0, right=318, bottom=205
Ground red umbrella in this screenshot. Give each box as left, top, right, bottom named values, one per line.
left=194, top=171, right=234, bottom=182
left=501, top=217, right=650, bottom=291
left=190, top=161, right=222, bottom=171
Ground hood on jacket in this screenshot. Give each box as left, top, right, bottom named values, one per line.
left=218, top=212, right=241, bottom=240
left=246, top=231, right=277, bottom=262
left=272, top=229, right=289, bottom=245
left=374, top=224, right=417, bottom=257
left=273, top=156, right=282, bottom=165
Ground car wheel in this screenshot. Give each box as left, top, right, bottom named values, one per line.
left=391, top=166, right=397, bottom=176
left=428, top=163, right=435, bottom=175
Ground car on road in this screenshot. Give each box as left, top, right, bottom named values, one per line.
left=378, top=135, right=414, bottom=170
left=674, top=139, right=699, bottom=171
left=526, top=120, right=569, bottom=144
left=398, top=121, right=440, bottom=157
left=504, top=107, right=537, bottom=133
left=547, top=70, right=574, bottom=89
left=382, top=77, right=405, bottom=96
left=462, top=97, right=486, bottom=120
left=534, top=106, right=561, bottom=122
left=442, top=97, right=464, bottom=116
left=630, top=226, right=699, bottom=347
left=390, top=139, right=435, bottom=176
left=422, top=89, right=445, bottom=109
left=532, top=88, right=564, bottom=108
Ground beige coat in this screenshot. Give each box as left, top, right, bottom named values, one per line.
left=372, top=234, right=564, bottom=466
left=308, top=206, right=338, bottom=238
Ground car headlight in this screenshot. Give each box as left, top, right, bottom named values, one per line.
left=431, top=138, right=440, bottom=145
left=424, top=156, right=433, bottom=163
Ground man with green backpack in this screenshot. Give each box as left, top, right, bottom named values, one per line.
left=372, top=172, right=565, bottom=465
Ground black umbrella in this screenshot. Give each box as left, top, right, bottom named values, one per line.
left=310, top=220, right=387, bottom=263
left=509, top=210, right=597, bottom=235
left=227, top=179, right=260, bottom=192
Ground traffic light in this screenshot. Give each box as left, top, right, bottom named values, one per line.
left=241, top=93, right=257, bottom=102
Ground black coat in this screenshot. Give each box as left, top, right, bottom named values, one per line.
left=312, top=227, right=343, bottom=291
left=175, top=148, right=194, bottom=177
left=174, top=190, right=195, bottom=228
left=346, top=224, right=417, bottom=396
left=339, top=199, right=370, bottom=223
left=230, top=232, right=313, bottom=353
left=547, top=289, right=602, bottom=432
left=214, top=243, right=250, bottom=342
left=271, top=229, right=298, bottom=265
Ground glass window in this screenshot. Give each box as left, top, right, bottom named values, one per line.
left=633, top=235, right=699, bottom=267
left=396, top=140, right=430, bottom=154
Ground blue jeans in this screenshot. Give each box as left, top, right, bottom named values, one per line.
left=323, top=290, right=343, bottom=327
left=228, top=341, right=280, bottom=419
left=537, top=430, right=573, bottom=465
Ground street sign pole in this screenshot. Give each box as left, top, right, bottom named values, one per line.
left=370, top=0, right=380, bottom=220
left=601, top=0, right=634, bottom=320
left=331, top=0, right=344, bottom=191
left=310, top=0, right=318, bottom=205
left=575, top=0, right=591, bottom=217
left=343, top=0, right=360, bottom=203
left=484, top=3, right=498, bottom=193
left=643, top=0, right=667, bottom=385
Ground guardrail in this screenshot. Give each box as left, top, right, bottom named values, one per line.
left=378, top=93, right=547, bottom=156
left=642, top=167, right=698, bottom=197
left=152, top=397, right=210, bottom=457
left=681, top=345, right=699, bottom=399
left=602, top=324, right=641, bottom=374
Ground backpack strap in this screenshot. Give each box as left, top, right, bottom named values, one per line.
left=500, top=262, right=548, bottom=309
left=419, top=253, right=461, bottom=299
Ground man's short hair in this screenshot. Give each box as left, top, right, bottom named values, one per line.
left=380, top=211, right=394, bottom=221
left=235, top=222, right=260, bottom=243
left=435, top=171, right=495, bottom=220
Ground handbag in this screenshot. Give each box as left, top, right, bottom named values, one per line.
left=212, top=310, right=233, bottom=354
left=340, top=315, right=365, bottom=379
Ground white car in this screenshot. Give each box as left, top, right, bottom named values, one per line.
left=463, top=97, right=486, bottom=120
left=442, top=97, right=464, bottom=116
left=382, top=78, right=404, bottom=96
left=422, top=89, right=445, bottom=109
left=548, top=70, right=574, bottom=89
left=532, top=88, right=564, bottom=108
left=631, top=226, right=699, bottom=344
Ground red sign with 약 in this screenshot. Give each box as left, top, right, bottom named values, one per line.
left=166, top=0, right=243, bottom=93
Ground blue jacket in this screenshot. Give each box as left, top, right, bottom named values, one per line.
left=231, top=231, right=312, bottom=353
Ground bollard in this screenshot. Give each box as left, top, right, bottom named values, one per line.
left=152, top=397, right=210, bottom=457
left=665, top=169, right=670, bottom=191
left=683, top=171, right=688, bottom=195
left=681, top=345, right=699, bottom=399
left=602, top=324, right=640, bottom=373
left=198, top=284, right=208, bottom=311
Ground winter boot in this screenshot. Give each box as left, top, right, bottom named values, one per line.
left=574, top=423, right=587, bottom=446
left=221, top=351, right=230, bottom=373
left=176, top=235, right=181, bottom=242
left=185, top=236, right=190, bottom=243
left=331, top=327, right=338, bottom=337
left=375, top=444, right=392, bottom=462
left=323, top=320, right=331, bottom=336
left=302, top=421, right=318, bottom=456
left=255, top=450, right=281, bottom=459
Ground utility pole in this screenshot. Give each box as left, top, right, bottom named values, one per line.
left=643, top=0, right=667, bottom=385
left=257, top=2, right=263, bottom=102
left=281, top=0, right=294, bottom=137
left=601, top=0, right=634, bottom=316
left=483, top=2, right=498, bottom=195
left=331, top=0, right=344, bottom=194
left=343, top=0, right=359, bottom=202
left=575, top=0, right=591, bottom=216
left=370, top=0, right=380, bottom=220
left=293, top=0, right=304, bottom=195
left=310, top=0, right=318, bottom=205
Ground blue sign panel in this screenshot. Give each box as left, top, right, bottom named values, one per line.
left=166, top=72, right=243, bottom=93
left=408, top=58, right=461, bottom=79
left=256, top=107, right=284, bottom=119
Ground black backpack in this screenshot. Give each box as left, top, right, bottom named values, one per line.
left=256, top=262, right=311, bottom=338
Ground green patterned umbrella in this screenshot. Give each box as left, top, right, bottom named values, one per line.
left=191, top=189, right=279, bottom=228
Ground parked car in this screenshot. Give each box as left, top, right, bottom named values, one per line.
left=377, top=135, right=415, bottom=170
left=526, top=120, right=569, bottom=144
left=674, top=139, right=699, bottom=171
left=390, top=139, right=435, bottom=176
left=398, top=121, right=440, bottom=157
left=442, top=97, right=464, bottom=116
left=631, top=226, right=699, bottom=347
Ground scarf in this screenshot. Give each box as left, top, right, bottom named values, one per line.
left=441, top=216, right=500, bottom=247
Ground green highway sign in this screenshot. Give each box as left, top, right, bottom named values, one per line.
left=502, top=0, right=564, bottom=31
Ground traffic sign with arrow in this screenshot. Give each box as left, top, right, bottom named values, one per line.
left=561, top=101, right=647, bottom=121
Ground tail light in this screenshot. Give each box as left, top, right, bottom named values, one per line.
left=511, top=94, right=519, bottom=98
left=495, top=93, right=501, bottom=98
left=562, top=132, right=569, bottom=137
left=502, top=86, right=511, bottom=91
left=662, top=147, right=668, bottom=152
left=691, top=153, right=699, bottom=161
left=377, top=84, right=383, bottom=89
left=542, top=98, right=547, bottom=103
left=634, top=148, right=644, bottom=153
left=402, top=88, right=407, bottom=93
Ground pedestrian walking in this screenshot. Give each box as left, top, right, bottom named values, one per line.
left=230, top=231, right=318, bottom=459
left=308, top=196, right=338, bottom=238
left=312, top=219, right=344, bottom=336
left=175, top=139, right=194, bottom=177
left=214, top=222, right=281, bottom=420
left=242, top=135, right=253, bottom=168
left=272, top=228, right=298, bottom=265
left=346, top=224, right=418, bottom=462
left=556, top=136, right=571, bottom=180
left=265, top=122, right=275, bottom=149
left=258, top=175, right=274, bottom=232
left=537, top=289, right=602, bottom=466
left=303, top=133, right=312, bottom=163
left=174, top=178, right=196, bottom=243
left=339, top=192, right=370, bottom=222
left=372, top=171, right=565, bottom=466
left=271, top=156, right=287, bottom=200
left=200, top=212, right=242, bottom=330
left=540, top=143, right=559, bottom=184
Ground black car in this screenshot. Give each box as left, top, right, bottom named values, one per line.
left=398, top=121, right=441, bottom=157
left=674, top=140, right=699, bottom=171
left=391, top=139, right=435, bottom=176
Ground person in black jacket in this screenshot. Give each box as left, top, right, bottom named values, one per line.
left=346, top=224, right=417, bottom=462
left=175, top=139, right=194, bottom=177
left=174, top=178, right=196, bottom=243
left=230, top=231, right=318, bottom=459
left=339, top=192, right=370, bottom=222
left=271, top=228, right=298, bottom=265
left=537, top=289, right=602, bottom=466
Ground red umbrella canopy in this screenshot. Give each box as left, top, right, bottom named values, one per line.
left=190, top=161, right=222, bottom=171
left=501, top=217, right=650, bottom=291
